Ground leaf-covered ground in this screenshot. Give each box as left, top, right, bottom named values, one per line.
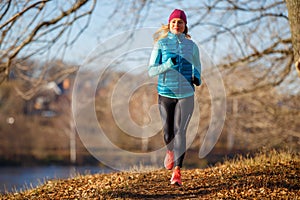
left=1, top=150, right=299, bottom=199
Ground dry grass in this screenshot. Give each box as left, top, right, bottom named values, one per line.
left=1, top=150, right=299, bottom=199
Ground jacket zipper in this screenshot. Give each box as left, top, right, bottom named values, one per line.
left=177, top=35, right=181, bottom=94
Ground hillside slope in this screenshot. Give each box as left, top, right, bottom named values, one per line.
left=1, top=150, right=299, bottom=199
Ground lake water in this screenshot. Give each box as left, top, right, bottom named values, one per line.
left=0, top=166, right=113, bottom=193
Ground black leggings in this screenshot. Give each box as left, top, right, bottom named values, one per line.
left=158, top=95, right=194, bottom=168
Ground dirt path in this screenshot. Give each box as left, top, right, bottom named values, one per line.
left=1, top=151, right=299, bottom=199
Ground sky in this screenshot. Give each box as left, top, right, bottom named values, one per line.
left=60, top=1, right=216, bottom=64
left=63, top=3, right=159, bottom=63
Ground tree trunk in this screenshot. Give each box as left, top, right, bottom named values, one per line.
left=286, top=0, right=300, bottom=77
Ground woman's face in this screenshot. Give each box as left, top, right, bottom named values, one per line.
left=169, top=18, right=185, bottom=35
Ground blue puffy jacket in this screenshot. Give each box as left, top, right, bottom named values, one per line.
left=148, top=32, right=201, bottom=99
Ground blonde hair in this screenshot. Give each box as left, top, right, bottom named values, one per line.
left=153, top=24, right=191, bottom=43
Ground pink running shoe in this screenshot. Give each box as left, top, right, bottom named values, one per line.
left=164, top=150, right=174, bottom=170
left=170, top=168, right=182, bottom=186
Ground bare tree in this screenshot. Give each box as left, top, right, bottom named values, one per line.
left=0, top=0, right=96, bottom=98
left=185, top=0, right=295, bottom=95
left=286, top=0, right=300, bottom=76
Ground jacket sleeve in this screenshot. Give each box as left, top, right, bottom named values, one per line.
left=148, top=42, right=174, bottom=77
left=192, top=44, right=202, bottom=85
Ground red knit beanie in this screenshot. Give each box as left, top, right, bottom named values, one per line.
left=168, top=9, right=187, bottom=24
